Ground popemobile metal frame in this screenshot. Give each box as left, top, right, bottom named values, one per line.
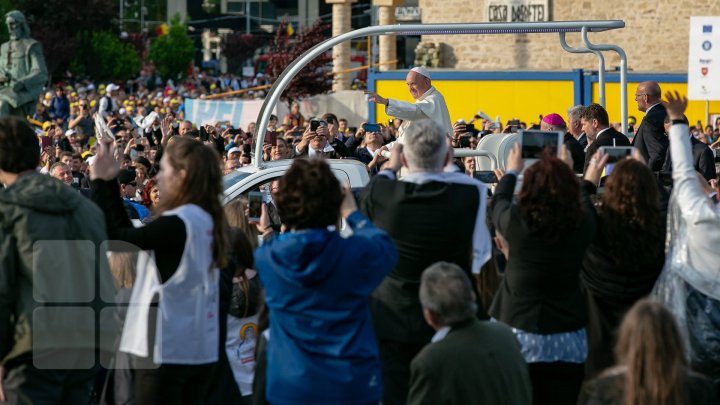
left=252, top=20, right=629, bottom=169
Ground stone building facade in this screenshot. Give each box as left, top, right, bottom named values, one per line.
left=418, top=0, right=720, bottom=73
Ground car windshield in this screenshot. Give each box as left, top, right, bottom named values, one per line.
left=223, top=170, right=254, bottom=192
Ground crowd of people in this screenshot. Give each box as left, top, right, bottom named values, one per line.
left=0, top=61, right=719, bottom=405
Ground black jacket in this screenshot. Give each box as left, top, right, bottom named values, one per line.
left=580, top=185, right=666, bottom=377
left=565, top=132, right=586, bottom=173
left=490, top=174, right=595, bottom=334
left=584, top=127, right=631, bottom=173
left=661, top=134, right=717, bottom=181
left=633, top=104, right=669, bottom=171
left=360, top=175, right=484, bottom=343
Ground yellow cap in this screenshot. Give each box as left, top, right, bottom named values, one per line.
left=42, top=121, right=52, bottom=130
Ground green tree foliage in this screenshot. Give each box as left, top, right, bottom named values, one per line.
left=14, top=0, right=117, bottom=78
left=149, top=15, right=194, bottom=80
left=70, top=31, right=141, bottom=82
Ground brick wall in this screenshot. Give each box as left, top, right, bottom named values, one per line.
left=418, top=0, right=720, bottom=72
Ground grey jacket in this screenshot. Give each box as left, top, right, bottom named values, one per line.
left=0, top=173, right=117, bottom=365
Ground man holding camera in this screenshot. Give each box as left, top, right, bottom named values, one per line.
left=294, top=118, right=350, bottom=159
left=68, top=99, right=93, bottom=140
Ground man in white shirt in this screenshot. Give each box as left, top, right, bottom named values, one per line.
left=365, top=67, right=453, bottom=147
left=98, top=83, right=119, bottom=119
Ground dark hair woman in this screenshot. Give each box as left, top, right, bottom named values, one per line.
left=254, top=159, right=397, bottom=405
left=581, top=156, right=665, bottom=378
left=578, top=299, right=718, bottom=405
left=90, top=136, right=229, bottom=404
left=490, top=144, right=595, bottom=405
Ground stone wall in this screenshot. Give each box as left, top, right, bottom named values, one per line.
left=418, top=0, right=720, bottom=72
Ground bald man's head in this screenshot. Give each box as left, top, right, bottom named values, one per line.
left=635, top=81, right=662, bottom=112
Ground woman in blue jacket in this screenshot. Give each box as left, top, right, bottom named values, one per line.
left=255, top=159, right=397, bottom=405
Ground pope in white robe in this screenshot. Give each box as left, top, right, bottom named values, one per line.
left=365, top=67, right=453, bottom=150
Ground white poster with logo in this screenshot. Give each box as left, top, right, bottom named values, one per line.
left=184, top=98, right=289, bottom=129
left=688, top=16, right=720, bottom=100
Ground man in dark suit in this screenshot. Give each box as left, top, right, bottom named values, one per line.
left=632, top=81, right=669, bottom=171
left=581, top=103, right=631, bottom=173
left=360, top=119, right=492, bottom=405
left=541, top=113, right=585, bottom=173
left=407, top=262, right=532, bottom=405
left=568, top=105, right=588, bottom=148
left=661, top=115, right=717, bottom=181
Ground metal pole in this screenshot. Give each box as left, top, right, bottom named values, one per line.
left=120, top=0, right=124, bottom=32
left=559, top=32, right=606, bottom=107
left=581, top=27, right=628, bottom=135
left=246, top=0, right=250, bottom=35
left=140, top=0, right=144, bottom=32
left=706, top=99, right=710, bottom=129
left=252, top=20, right=626, bottom=167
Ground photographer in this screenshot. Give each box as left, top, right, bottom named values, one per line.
left=68, top=99, right=94, bottom=140
left=293, top=120, right=348, bottom=159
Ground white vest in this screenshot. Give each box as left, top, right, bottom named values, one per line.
left=119, top=204, right=219, bottom=365
left=226, top=313, right=258, bottom=396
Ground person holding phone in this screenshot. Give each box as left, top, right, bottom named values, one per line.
left=580, top=150, right=665, bottom=378
left=68, top=99, right=94, bottom=140
left=90, top=136, right=229, bottom=404
left=293, top=119, right=348, bottom=159
left=360, top=119, right=492, bottom=405
left=350, top=123, right=386, bottom=174
left=491, top=143, right=596, bottom=405
left=255, top=159, right=397, bottom=405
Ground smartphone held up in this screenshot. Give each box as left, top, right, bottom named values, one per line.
left=599, top=146, right=634, bottom=176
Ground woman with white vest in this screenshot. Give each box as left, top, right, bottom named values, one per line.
left=90, top=136, right=229, bottom=404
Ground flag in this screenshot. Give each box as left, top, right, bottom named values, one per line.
left=286, top=23, right=294, bottom=37
left=703, top=25, right=713, bottom=33
left=156, top=23, right=169, bottom=37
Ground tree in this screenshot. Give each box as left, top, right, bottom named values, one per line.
left=15, top=0, right=118, bottom=78
left=149, top=15, right=194, bottom=81
left=221, top=33, right=266, bottom=75
left=69, top=31, right=141, bottom=82
left=265, top=19, right=332, bottom=101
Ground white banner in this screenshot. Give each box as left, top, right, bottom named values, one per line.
left=297, top=90, right=368, bottom=128
left=184, top=98, right=289, bottom=129
left=184, top=91, right=368, bottom=129
left=688, top=16, right=720, bottom=100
